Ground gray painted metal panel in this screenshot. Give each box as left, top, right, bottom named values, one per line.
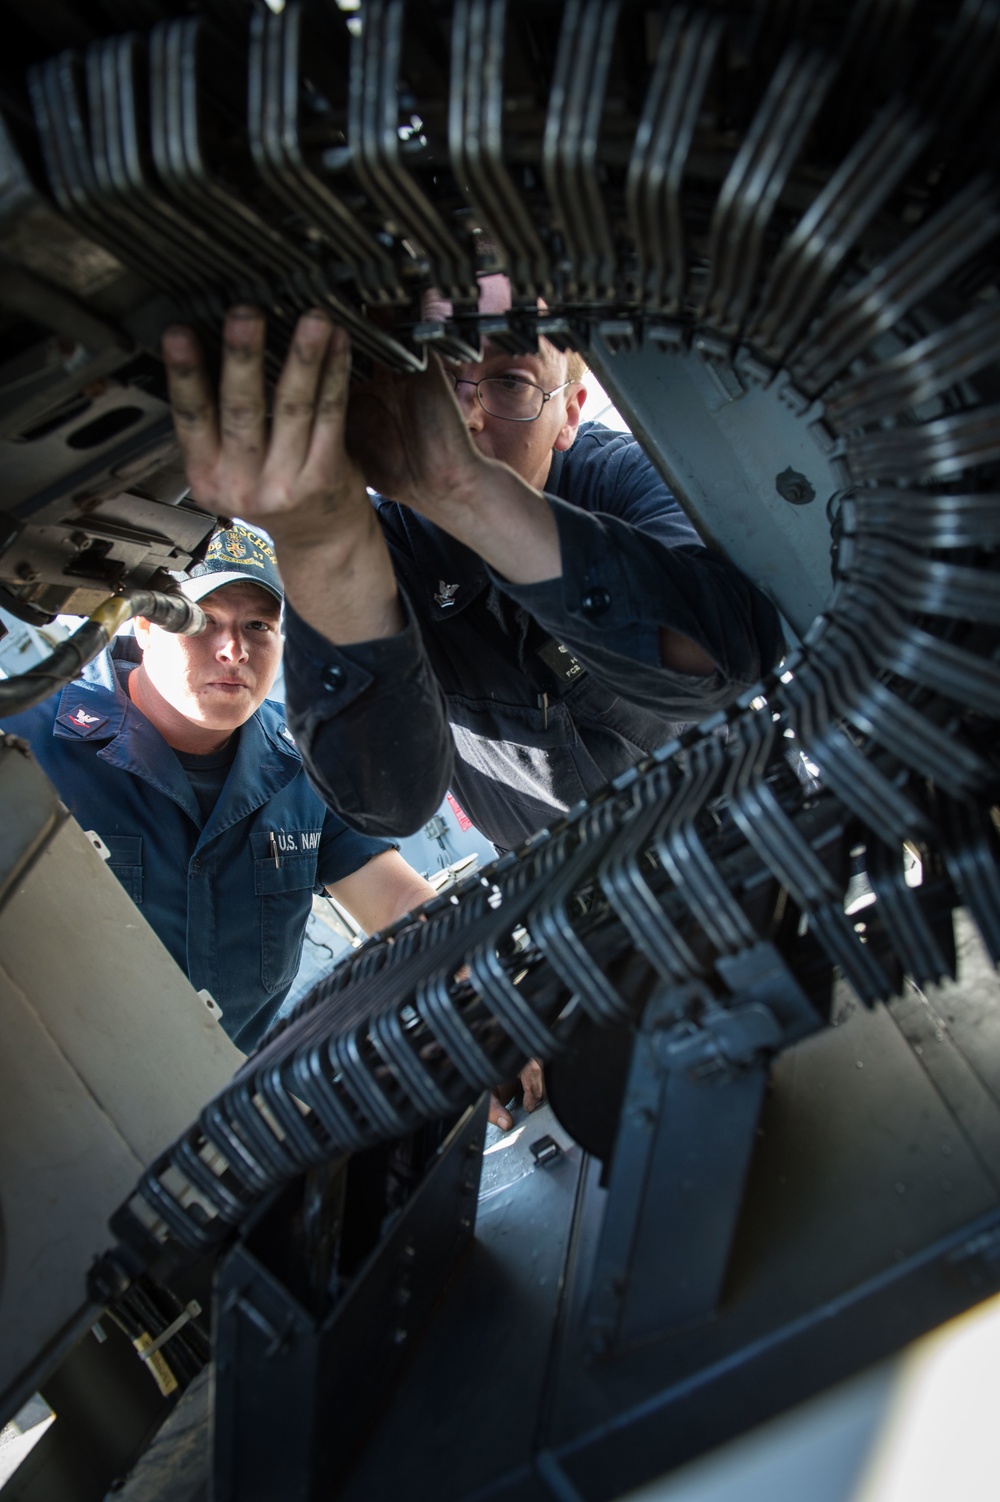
left=586, top=334, right=842, bottom=641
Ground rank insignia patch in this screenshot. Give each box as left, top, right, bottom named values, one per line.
left=434, top=580, right=460, bottom=608
left=60, top=704, right=109, bottom=737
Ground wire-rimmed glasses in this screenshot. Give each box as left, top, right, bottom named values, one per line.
left=448, top=373, right=574, bottom=421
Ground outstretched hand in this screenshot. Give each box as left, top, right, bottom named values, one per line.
left=162, top=306, right=369, bottom=552
left=163, top=307, right=404, bottom=644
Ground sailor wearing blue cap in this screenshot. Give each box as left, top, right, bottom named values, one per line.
left=2, top=523, right=435, bottom=1051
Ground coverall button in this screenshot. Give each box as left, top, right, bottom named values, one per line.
left=322, top=664, right=346, bottom=690
left=581, top=587, right=612, bottom=617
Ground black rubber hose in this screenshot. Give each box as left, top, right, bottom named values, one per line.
left=0, top=591, right=206, bottom=715
left=128, top=590, right=207, bottom=639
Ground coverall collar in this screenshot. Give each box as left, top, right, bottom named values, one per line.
left=53, top=652, right=302, bottom=842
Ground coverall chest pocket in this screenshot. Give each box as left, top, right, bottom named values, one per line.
left=251, top=830, right=321, bottom=993
left=102, top=835, right=143, bottom=904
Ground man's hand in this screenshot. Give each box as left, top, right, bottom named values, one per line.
left=163, top=308, right=402, bottom=644
left=489, top=1059, right=545, bottom=1132
left=346, top=351, right=486, bottom=514
left=347, top=353, right=564, bottom=585
left=163, top=307, right=366, bottom=545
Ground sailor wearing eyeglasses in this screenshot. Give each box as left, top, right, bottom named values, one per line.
left=162, top=275, right=783, bottom=854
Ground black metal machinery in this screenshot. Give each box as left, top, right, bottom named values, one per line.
left=1, top=1, right=999, bottom=1499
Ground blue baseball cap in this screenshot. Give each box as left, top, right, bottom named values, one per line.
left=180, top=522, right=283, bottom=604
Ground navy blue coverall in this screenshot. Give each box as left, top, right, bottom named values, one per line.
left=284, top=422, right=784, bottom=849
left=3, top=647, right=392, bottom=1049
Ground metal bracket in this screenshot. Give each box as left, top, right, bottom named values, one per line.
left=530, top=1134, right=563, bottom=1168
left=586, top=983, right=787, bottom=1355
left=212, top=1097, right=488, bottom=1502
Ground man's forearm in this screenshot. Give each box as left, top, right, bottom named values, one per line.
left=418, top=460, right=713, bottom=673
left=415, top=457, right=563, bottom=585
left=283, top=596, right=454, bottom=838
left=326, top=850, right=436, bottom=934
left=271, top=504, right=405, bottom=646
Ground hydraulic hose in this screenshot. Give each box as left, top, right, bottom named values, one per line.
left=0, top=590, right=206, bottom=716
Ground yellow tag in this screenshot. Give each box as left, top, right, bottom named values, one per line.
left=133, top=1333, right=178, bottom=1397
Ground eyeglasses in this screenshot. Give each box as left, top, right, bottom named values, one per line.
left=448, top=373, right=574, bottom=422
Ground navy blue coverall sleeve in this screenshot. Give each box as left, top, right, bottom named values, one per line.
left=284, top=592, right=454, bottom=837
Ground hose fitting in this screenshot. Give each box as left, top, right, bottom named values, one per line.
left=0, top=590, right=206, bottom=716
